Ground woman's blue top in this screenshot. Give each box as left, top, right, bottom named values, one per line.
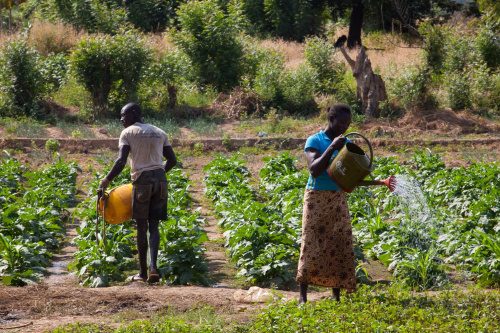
left=304, top=130, right=349, bottom=191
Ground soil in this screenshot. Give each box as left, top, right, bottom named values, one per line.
left=1, top=112, right=500, bottom=332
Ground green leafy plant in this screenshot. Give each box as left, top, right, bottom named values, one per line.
left=45, top=139, right=61, bottom=152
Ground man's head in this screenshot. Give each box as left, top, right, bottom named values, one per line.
left=120, top=103, right=142, bottom=128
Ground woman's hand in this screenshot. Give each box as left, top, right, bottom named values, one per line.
left=329, top=136, right=347, bottom=152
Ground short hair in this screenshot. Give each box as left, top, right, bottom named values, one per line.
left=327, top=103, right=351, bottom=118
left=122, top=102, right=142, bottom=117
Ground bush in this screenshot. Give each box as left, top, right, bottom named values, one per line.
left=70, top=31, right=152, bottom=116
left=280, top=64, right=318, bottom=114
left=476, top=22, right=500, bottom=70
left=386, top=64, right=431, bottom=110
left=171, top=0, right=244, bottom=91
left=45, top=139, right=61, bottom=152
left=420, top=23, right=449, bottom=75
left=139, top=50, right=191, bottom=113
left=446, top=71, right=472, bottom=111
left=124, top=0, right=179, bottom=32
left=304, top=36, right=347, bottom=95
left=253, top=52, right=285, bottom=107
left=51, top=0, right=127, bottom=34
left=39, top=53, right=69, bottom=95
left=0, top=40, right=45, bottom=117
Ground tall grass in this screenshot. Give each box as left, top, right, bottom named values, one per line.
left=54, top=119, right=96, bottom=139
left=28, top=20, right=85, bottom=56
left=2, top=117, right=45, bottom=138
left=146, top=116, right=181, bottom=138
left=184, top=117, right=222, bottom=137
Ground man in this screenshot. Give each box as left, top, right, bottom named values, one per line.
left=98, top=102, right=177, bottom=283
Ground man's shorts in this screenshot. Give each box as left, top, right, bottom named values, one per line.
left=132, top=168, right=168, bottom=220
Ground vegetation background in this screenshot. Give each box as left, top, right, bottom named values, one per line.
left=0, top=0, right=499, bottom=132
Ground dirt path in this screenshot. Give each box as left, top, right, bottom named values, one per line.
left=44, top=222, right=79, bottom=286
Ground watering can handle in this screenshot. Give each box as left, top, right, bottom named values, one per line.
left=345, top=132, right=374, bottom=169
left=96, top=193, right=108, bottom=250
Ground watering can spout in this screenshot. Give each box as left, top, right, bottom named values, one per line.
left=357, top=175, right=397, bottom=192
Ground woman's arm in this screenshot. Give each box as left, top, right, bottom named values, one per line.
left=306, top=137, right=347, bottom=178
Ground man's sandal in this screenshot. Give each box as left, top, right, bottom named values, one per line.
left=128, top=274, right=147, bottom=282
left=147, top=270, right=160, bottom=283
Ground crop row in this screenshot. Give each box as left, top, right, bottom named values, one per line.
left=205, top=150, right=500, bottom=289
left=72, top=160, right=209, bottom=287
left=203, top=152, right=368, bottom=286
left=352, top=150, right=500, bottom=289
left=0, top=151, right=80, bottom=285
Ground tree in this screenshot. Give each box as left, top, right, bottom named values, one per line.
left=171, top=0, right=244, bottom=92
left=347, top=0, right=364, bottom=48
left=123, top=0, right=179, bottom=32
left=242, top=0, right=328, bottom=41
left=70, top=32, right=152, bottom=115
left=477, top=0, right=500, bottom=23
left=0, top=39, right=45, bottom=116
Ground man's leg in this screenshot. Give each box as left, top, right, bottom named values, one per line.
left=148, top=218, right=160, bottom=270
left=136, top=218, right=149, bottom=279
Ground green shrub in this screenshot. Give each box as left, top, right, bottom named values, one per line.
left=420, top=23, right=449, bottom=75
left=476, top=22, right=500, bottom=70
left=446, top=71, right=472, bottom=111
left=0, top=40, right=45, bottom=117
left=280, top=64, right=318, bottom=115
left=45, top=139, right=61, bottom=152
left=386, top=64, right=431, bottom=110
left=39, top=53, right=69, bottom=94
left=489, top=71, right=500, bottom=110
left=304, top=36, right=346, bottom=95
left=171, top=0, right=244, bottom=91
left=240, top=37, right=283, bottom=89
left=444, top=35, right=475, bottom=74
left=139, top=50, right=191, bottom=112
left=70, top=31, right=152, bottom=116
left=52, top=0, right=127, bottom=34
left=124, top=0, right=179, bottom=33
left=253, top=53, right=285, bottom=108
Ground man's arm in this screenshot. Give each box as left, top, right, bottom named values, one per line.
left=163, top=145, right=177, bottom=173
left=97, top=145, right=130, bottom=196
left=106, top=145, right=130, bottom=181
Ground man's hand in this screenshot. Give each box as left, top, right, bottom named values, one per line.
left=97, top=177, right=110, bottom=197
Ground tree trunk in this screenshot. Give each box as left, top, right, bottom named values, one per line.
left=167, top=84, right=177, bottom=110
left=339, top=46, right=387, bottom=118
left=347, top=0, right=364, bottom=49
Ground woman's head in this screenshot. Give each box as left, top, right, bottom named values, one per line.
left=327, top=104, right=351, bottom=136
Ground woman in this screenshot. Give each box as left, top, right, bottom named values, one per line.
left=296, top=103, right=357, bottom=304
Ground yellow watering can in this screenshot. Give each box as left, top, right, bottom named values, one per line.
left=327, top=132, right=396, bottom=193
left=96, top=184, right=133, bottom=249
left=98, top=184, right=133, bottom=224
